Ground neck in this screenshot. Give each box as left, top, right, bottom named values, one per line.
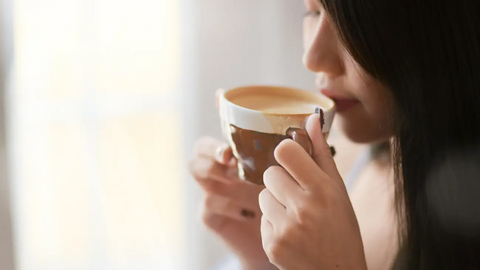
left=370, top=141, right=392, bottom=167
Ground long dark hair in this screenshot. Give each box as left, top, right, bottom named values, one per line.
left=319, top=0, right=480, bottom=268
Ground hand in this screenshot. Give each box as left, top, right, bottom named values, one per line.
left=189, top=137, right=278, bottom=270
left=259, top=114, right=367, bottom=270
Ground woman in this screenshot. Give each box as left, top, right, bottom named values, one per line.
left=189, top=0, right=480, bottom=269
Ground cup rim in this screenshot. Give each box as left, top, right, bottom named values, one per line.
left=221, top=85, right=336, bottom=116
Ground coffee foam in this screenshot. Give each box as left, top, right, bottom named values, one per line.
left=227, top=86, right=330, bottom=115
left=230, top=94, right=319, bottom=114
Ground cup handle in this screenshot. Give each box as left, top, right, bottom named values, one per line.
left=286, top=128, right=313, bottom=156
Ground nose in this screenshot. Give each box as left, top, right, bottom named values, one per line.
left=303, top=16, right=344, bottom=77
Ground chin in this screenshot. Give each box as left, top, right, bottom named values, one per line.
left=335, top=110, right=387, bottom=144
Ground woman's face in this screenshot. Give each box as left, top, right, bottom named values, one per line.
left=303, top=0, right=393, bottom=143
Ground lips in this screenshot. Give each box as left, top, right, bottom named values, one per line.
left=320, top=89, right=360, bottom=112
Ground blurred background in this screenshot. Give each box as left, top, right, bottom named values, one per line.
left=0, top=0, right=314, bottom=269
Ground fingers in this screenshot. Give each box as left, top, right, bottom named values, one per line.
left=274, top=139, right=326, bottom=190
left=190, top=155, right=263, bottom=210
left=263, top=166, right=302, bottom=207
left=259, top=188, right=286, bottom=226
left=189, top=155, right=239, bottom=184
left=273, top=114, right=343, bottom=191
left=305, top=113, right=340, bottom=179
left=215, top=144, right=236, bottom=166
left=191, top=137, right=265, bottom=223
left=203, top=194, right=255, bottom=222
left=209, top=180, right=264, bottom=212
left=200, top=211, right=229, bottom=232
left=192, top=137, right=264, bottom=236
left=194, top=137, right=235, bottom=166
left=260, top=215, right=274, bottom=250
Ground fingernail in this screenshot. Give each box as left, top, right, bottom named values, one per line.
left=315, top=107, right=325, bottom=129
left=240, top=209, right=256, bottom=219
left=226, top=167, right=239, bottom=179
left=330, top=145, right=336, bottom=157
left=226, top=157, right=237, bottom=167
left=215, top=145, right=227, bottom=163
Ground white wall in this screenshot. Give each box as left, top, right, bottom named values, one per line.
left=198, top=0, right=313, bottom=137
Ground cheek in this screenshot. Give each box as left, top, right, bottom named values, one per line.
left=341, top=62, right=394, bottom=142
left=357, top=82, right=392, bottom=126
left=345, top=60, right=391, bottom=118
left=358, top=87, right=394, bottom=141
left=361, top=85, right=391, bottom=117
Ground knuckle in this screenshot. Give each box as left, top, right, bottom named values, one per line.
left=199, top=203, right=213, bottom=225
left=199, top=190, right=232, bottom=229
left=188, top=156, right=218, bottom=180
left=263, top=166, right=285, bottom=187
left=203, top=179, right=222, bottom=194
left=258, top=188, right=270, bottom=202
left=203, top=194, right=216, bottom=210
left=263, top=166, right=274, bottom=179
left=264, top=165, right=283, bottom=177
left=293, top=200, right=312, bottom=226
left=279, top=215, right=300, bottom=235
left=274, top=139, right=295, bottom=159
left=205, top=194, right=231, bottom=215
left=258, top=188, right=270, bottom=205
left=265, top=237, right=284, bottom=264
left=200, top=210, right=217, bottom=229
left=200, top=198, right=229, bottom=231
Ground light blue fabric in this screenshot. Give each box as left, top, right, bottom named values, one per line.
left=344, top=148, right=371, bottom=193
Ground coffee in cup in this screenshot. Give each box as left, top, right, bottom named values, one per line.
left=217, top=85, right=335, bottom=185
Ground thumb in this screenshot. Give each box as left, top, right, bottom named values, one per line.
left=305, top=111, right=340, bottom=179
